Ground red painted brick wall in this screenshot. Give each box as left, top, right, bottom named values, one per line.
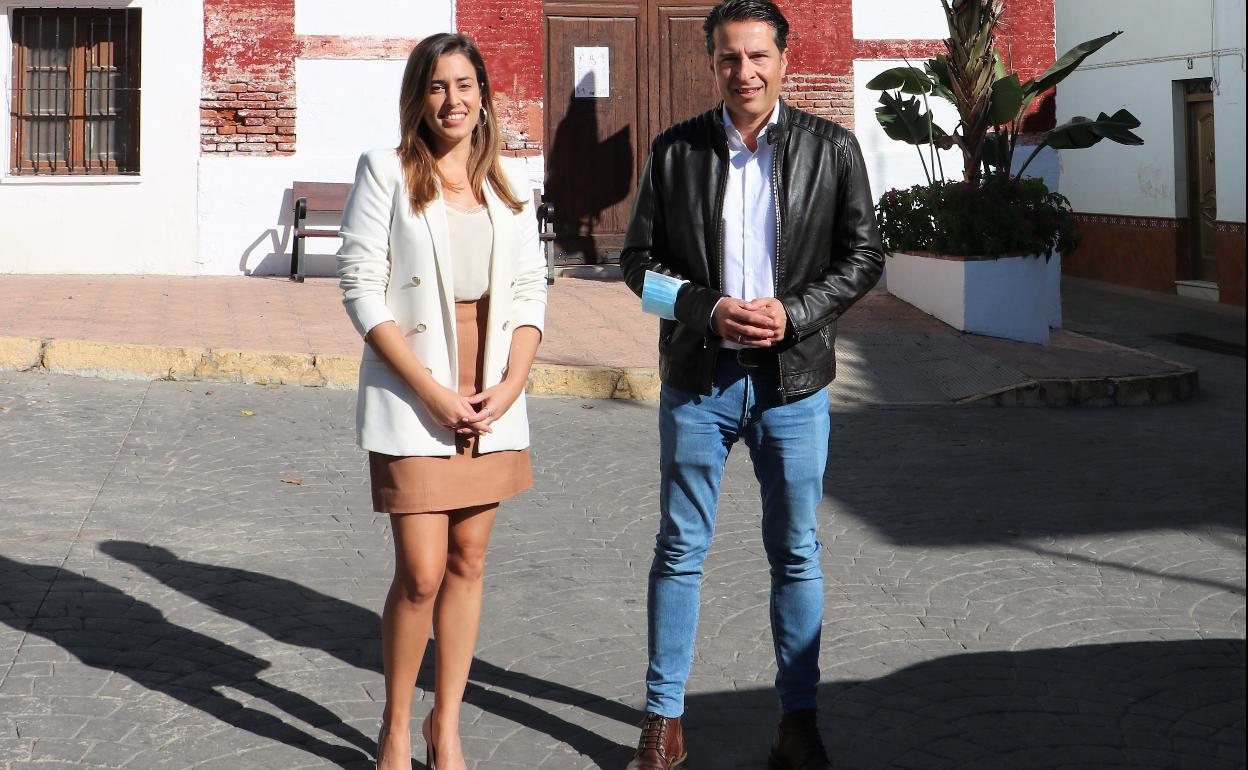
left=198, top=0, right=1054, bottom=156
left=201, top=0, right=299, bottom=155
left=457, top=0, right=544, bottom=155
left=781, top=74, right=855, bottom=128
left=777, top=0, right=1055, bottom=132
left=997, top=1, right=1058, bottom=132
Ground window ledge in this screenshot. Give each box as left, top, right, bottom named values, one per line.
left=0, top=174, right=144, bottom=186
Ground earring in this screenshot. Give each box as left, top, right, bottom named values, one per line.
left=478, top=107, right=488, bottom=126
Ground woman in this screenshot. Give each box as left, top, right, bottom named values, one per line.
left=337, top=33, right=546, bottom=770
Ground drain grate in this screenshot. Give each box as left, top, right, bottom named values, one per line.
left=1151, top=332, right=1246, bottom=358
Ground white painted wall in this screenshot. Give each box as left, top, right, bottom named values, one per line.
left=197, top=58, right=409, bottom=276
left=886, top=252, right=1061, bottom=344
left=295, top=0, right=452, bottom=38
left=853, top=0, right=945, bottom=41
left=853, top=59, right=962, bottom=197
left=0, top=0, right=204, bottom=274
left=1055, top=0, right=1246, bottom=220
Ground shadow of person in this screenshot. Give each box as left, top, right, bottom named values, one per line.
left=0, top=553, right=372, bottom=769
left=99, top=540, right=638, bottom=768
left=679, top=638, right=1246, bottom=769
left=543, top=76, right=634, bottom=265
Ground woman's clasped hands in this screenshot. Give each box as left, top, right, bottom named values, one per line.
left=425, top=381, right=523, bottom=435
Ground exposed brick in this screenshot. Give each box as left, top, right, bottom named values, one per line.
left=276, top=142, right=297, bottom=152
left=782, top=73, right=855, bottom=129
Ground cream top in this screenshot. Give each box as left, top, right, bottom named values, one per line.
left=446, top=203, right=493, bottom=302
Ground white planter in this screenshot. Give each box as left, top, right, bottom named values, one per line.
left=884, top=251, right=1062, bottom=345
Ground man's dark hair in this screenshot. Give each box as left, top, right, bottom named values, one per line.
left=703, top=0, right=790, bottom=56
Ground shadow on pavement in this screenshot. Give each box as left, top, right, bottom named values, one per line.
left=99, top=540, right=639, bottom=767
left=681, top=638, right=1245, bottom=769
left=822, top=407, right=1245, bottom=556
left=0, top=553, right=371, bottom=769
left=7, top=545, right=1244, bottom=769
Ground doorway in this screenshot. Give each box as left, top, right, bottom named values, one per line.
left=1184, top=80, right=1217, bottom=284
left=543, top=1, right=720, bottom=262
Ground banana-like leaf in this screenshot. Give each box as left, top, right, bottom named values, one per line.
left=874, top=91, right=954, bottom=148
left=1044, top=110, right=1143, bottom=150
left=1100, top=107, right=1141, bottom=130
left=992, top=50, right=1006, bottom=82
left=1023, top=31, right=1122, bottom=97
left=925, top=55, right=954, bottom=102
left=988, top=73, right=1023, bottom=125
left=866, top=66, right=934, bottom=95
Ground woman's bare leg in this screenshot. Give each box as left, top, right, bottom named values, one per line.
left=426, top=503, right=498, bottom=770
left=377, top=512, right=450, bottom=770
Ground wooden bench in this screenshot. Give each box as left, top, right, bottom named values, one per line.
left=535, top=189, right=557, bottom=285
left=291, top=181, right=557, bottom=284
left=290, top=181, right=352, bottom=282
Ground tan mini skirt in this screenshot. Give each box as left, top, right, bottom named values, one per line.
left=369, top=297, right=532, bottom=513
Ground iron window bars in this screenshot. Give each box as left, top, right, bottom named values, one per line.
left=10, top=7, right=141, bottom=175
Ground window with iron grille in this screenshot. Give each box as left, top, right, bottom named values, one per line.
left=9, top=8, right=141, bottom=175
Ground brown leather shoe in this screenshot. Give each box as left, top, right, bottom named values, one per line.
left=624, top=712, right=687, bottom=770
left=768, top=709, right=832, bottom=770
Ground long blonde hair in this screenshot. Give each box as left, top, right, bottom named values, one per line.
left=397, top=34, right=524, bottom=214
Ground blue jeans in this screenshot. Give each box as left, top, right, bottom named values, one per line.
left=646, top=355, right=830, bottom=717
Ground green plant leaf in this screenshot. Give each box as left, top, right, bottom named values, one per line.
left=925, top=56, right=955, bottom=102
left=992, top=50, right=1007, bottom=82
left=875, top=91, right=952, bottom=146
left=1043, top=110, right=1144, bottom=149
left=988, top=73, right=1023, bottom=125
left=866, top=66, right=934, bottom=94
left=1023, top=30, right=1123, bottom=97
left=1093, top=109, right=1145, bottom=144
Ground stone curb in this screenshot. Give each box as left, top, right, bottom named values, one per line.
left=962, top=333, right=1200, bottom=407
left=0, top=335, right=660, bottom=400
left=966, top=368, right=1199, bottom=407
left=0, top=334, right=1199, bottom=406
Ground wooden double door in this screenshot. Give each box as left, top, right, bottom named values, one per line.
left=543, top=1, right=721, bottom=260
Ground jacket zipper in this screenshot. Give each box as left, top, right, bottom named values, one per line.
left=771, top=119, right=788, bottom=402
left=710, top=130, right=729, bottom=395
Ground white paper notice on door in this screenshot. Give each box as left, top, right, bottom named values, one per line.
left=574, top=47, right=610, bottom=98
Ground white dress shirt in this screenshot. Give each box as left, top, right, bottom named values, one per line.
left=719, top=102, right=781, bottom=349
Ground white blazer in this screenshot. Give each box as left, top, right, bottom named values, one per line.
left=337, top=149, right=547, bottom=456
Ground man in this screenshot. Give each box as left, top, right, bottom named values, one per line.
left=619, top=2, right=884, bottom=768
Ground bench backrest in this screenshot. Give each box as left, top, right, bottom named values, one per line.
left=293, top=181, right=353, bottom=212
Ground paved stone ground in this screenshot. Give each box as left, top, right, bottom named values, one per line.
left=0, top=285, right=1244, bottom=769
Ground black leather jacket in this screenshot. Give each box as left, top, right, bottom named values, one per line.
left=621, top=101, right=884, bottom=400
